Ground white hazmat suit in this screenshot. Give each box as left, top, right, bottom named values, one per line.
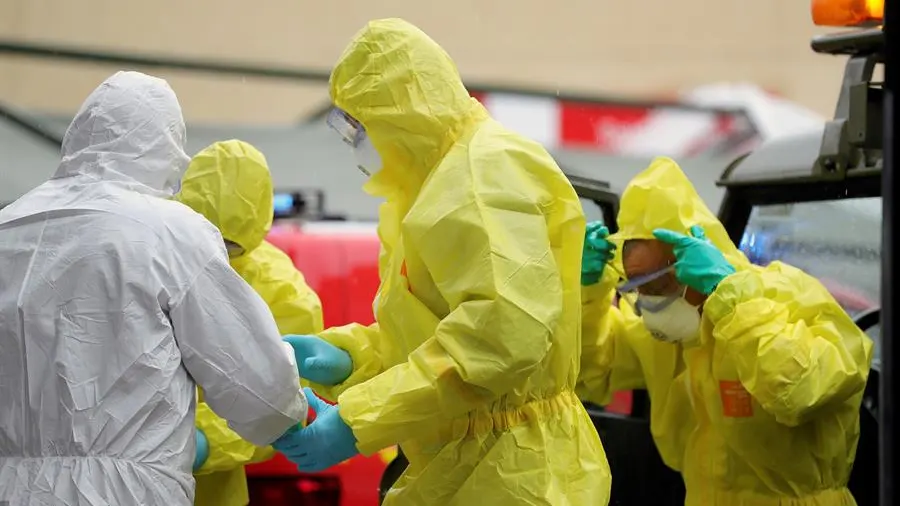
left=0, top=71, right=307, bottom=506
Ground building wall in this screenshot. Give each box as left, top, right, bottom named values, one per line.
left=0, top=0, right=846, bottom=125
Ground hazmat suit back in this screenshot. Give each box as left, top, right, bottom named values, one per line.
left=316, top=18, right=611, bottom=505
left=176, top=140, right=324, bottom=506
left=0, top=72, right=307, bottom=506
left=580, top=157, right=872, bottom=506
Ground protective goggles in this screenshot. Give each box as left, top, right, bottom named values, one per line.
left=326, top=107, right=365, bottom=148
left=615, top=265, right=681, bottom=316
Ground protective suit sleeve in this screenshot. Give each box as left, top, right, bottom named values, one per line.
left=236, top=242, right=325, bottom=336
left=313, top=323, right=385, bottom=402
left=171, top=254, right=307, bottom=446
left=577, top=271, right=646, bottom=406
left=336, top=201, right=560, bottom=455
left=194, top=398, right=275, bottom=475
left=704, top=261, right=874, bottom=427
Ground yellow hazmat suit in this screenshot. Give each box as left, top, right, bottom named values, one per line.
left=316, top=18, right=611, bottom=505
left=176, top=140, right=324, bottom=506
left=579, top=157, right=873, bottom=506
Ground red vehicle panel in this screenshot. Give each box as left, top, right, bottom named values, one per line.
left=247, top=222, right=388, bottom=506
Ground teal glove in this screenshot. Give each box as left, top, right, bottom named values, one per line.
left=273, top=388, right=360, bottom=472
left=581, top=221, right=616, bottom=286
left=283, top=335, right=353, bottom=386
left=653, top=225, right=736, bottom=295
left=193, top=428, right=209, bottom=471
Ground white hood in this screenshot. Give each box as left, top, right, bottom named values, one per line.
left=54, top=71, right=190, bottom=196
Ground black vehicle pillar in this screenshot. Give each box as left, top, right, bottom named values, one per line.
left=881, top=1, right=896, bottom=505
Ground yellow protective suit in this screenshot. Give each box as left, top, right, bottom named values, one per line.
left=316, top=18, right=611, bottom=506
left=176, top=140, right=324, bottom=506
left=579, top=157, right=873, bottom=506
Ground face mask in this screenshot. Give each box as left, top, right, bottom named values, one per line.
left=639, top=295, right=701, bottom=344
left=353, top=134, right=383, bottom=177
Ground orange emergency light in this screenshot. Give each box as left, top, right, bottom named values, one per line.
left=811, top=0, right=884, bottom=27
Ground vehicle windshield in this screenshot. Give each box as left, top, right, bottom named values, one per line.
left=739, top=196, right=882, bottom=365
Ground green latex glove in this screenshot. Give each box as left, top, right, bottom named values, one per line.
left=653, top=225, right=736, bottom=295
left=581, top=221, right=616, bottom=286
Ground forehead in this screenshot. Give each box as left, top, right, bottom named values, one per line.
left=622, top=239, right=674, bottom=276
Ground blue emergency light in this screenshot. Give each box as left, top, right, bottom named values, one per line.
left=273, top=193, right=296, bottom=216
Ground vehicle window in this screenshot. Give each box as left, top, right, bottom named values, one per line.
left=739, top=197, right=882, bottom=361
left=581, top=197, right=607, bottom=224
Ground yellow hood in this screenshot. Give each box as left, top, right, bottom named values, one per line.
left=329, top=18, right=486, bottom=198
left=611, top=157, right=749, bottom=270
left=176, top=140, right=273, bottom=253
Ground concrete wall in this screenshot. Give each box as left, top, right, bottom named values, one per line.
left=0, top=0, right=846, bottom=125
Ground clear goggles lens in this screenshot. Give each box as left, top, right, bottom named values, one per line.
left=616, top=265, right=676, bottom=294
left=326, top=107, right=365, bottom=148
left=615, top=265, right=680, bottom=316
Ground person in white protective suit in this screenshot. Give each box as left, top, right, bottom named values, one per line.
left=0, top=71, right=308, bottom=506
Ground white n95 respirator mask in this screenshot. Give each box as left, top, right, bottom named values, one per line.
left=640, top=295, right=701, bottom=344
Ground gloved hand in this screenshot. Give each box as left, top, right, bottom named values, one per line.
left=582, top=221, right=616, bottom=286
left=273, top=388, right=360, bottom=472
left=283, top=335, right=353, bottom=386
left=653, top=225, right=736, bottom=295
left=193, top=428, right=209, bottom=471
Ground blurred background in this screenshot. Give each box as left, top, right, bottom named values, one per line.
left=0, top=2, right=886, bottom=505
left=1, top=0, right=846, bottom=218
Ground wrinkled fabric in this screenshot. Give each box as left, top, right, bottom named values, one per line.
left=176, top=140, right=324, bottom=506
left=177, top=140, right=273, bottom=253
left=193, top=391, right=279, bottom=506
left=315, top=18, right=610, bottom=505
left=579, top=157, right=872, bottom=506
left=0, top=72, right=307, bottom=506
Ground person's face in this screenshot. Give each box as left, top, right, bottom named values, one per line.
left=622, top=239, right=705, bottom=306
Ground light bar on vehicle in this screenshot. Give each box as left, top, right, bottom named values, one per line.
left=811, top=0, right=883, bottom=27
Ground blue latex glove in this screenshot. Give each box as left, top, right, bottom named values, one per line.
left=193, top=428, right=209, bottom=471
left=653, top=225, right=736, bottom=295
left=283, top=335, right=353, bottom=386
left=581, top=221, right=616, bottom=286
left=273, top=388, right=360, bottom=472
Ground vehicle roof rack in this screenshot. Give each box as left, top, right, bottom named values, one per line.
left=811, top=28, right=885, bottom=58
left=719, top=28, right=884, bottom=188
left=815, top=29, right=884, bottom=180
